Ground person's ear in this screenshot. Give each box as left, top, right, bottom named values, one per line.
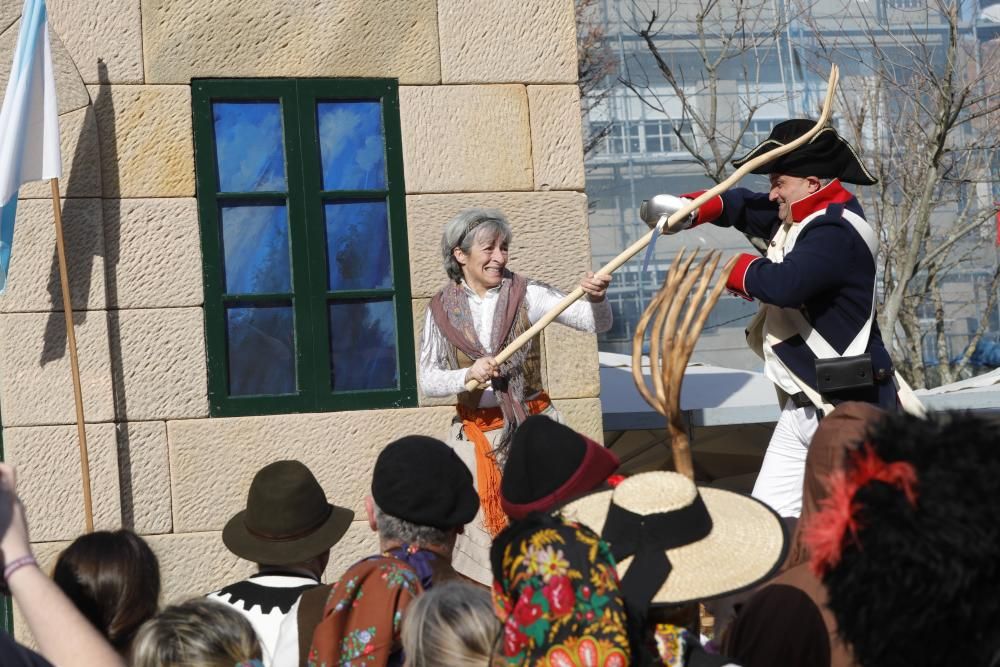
left=365, top=495, right=377, bottom=533
left=452, top=246, right=468, bottom=267
left=807, top=176, right=822, bottom=193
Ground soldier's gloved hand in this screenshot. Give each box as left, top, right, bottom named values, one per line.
left=639, top=195, right=696, bottom=234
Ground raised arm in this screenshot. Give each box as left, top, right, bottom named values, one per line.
left=526, top=277, right=612, bottom=334
left=0, top=465, right=127, bottom=667
left=725, top=219, right=861, bottom=307
left=681, top=188, right=780, bottom=241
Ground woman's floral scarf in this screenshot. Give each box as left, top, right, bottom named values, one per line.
left=490, top=513, right=630, bottom=666
left=429, top=270, right=532, bottom=466
left=648, top=624, right=693, bottom=667
left=307, top=556, right=422, bottom=667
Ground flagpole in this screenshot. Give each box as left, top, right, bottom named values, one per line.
left=50, top=177, right=94, bottom=532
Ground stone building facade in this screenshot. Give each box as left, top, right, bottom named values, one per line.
left=0, top=0, right=601, bottom=632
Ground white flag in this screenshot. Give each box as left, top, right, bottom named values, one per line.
left=0, top=0, right=61, bottom=292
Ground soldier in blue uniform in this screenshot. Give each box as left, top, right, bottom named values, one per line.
left=642, top=119, right=901, bottom=517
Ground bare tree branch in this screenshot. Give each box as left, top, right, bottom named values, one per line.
left=587, top=0, right=1000, bottom=388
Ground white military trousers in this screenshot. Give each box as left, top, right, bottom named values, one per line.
left=751, top=399, right=821, bottom=518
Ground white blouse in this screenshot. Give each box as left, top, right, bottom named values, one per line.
left=419, top=279, right=612, bottom=407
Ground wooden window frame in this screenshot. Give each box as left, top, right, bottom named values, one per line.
left=192, top=78, right=416, bottom=417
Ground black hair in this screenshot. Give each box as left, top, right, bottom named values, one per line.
left=821, top=411, right=1000, bottom=667
left=53, top=529, right=161, bottom=654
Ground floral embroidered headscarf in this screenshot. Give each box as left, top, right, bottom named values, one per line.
left=490, top=513, right=630, bottom=666
left=307, top=556, right=423, bottom=667
left=648, top=623, right=690, bottom=667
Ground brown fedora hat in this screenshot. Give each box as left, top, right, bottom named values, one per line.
left=223, top=460, right=354, bottom=565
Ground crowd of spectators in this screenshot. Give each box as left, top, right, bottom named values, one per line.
left=1, top=407, right=998, bottom=666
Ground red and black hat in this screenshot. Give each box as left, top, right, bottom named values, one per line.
left=732, top=119, right=878, bottom=186
left=500, top=415, right=620, bottom=520
left=803, top=411, right=1000, bottom=667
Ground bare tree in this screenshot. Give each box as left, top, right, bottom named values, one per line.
left=798, top=0, right=1000, bottom=386
left=577, top=0, right=619, bottom=156
left=617, top=0, right=800, bottom=253
left=610, top=0, right=1000, bottom=387
left=619, top=0, right=797, bottom=183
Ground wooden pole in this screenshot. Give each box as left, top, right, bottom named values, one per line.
left=50, top=177, right=94, bottom=532
left=464, top=63, right=842, bottom=392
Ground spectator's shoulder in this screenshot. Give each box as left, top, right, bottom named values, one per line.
left=0, top=631, right=56, bottom=667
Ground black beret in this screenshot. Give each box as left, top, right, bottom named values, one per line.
left=372, top=435, right=479, bottom=529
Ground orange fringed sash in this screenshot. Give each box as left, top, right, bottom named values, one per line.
left=457, top=393, right=553, bottom=537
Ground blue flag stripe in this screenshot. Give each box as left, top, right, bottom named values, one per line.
left=0, top=199, right=17, bottom=293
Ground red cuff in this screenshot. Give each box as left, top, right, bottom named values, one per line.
left=726, top=253, right=760, bottom=300
left=681, top=190, right=723, bottom=226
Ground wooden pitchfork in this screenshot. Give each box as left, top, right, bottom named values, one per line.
left=462, top=64, right=841, bottom=393
left=630, top=249, right=737, bottom=480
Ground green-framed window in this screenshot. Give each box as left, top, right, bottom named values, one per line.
left=0, top=571, right=8, bottom=636
left=192, top=79, right=416, bottom=417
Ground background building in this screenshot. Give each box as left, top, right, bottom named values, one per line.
left=584, top=0, right=1000, bottom=384
left=0, top=0, right=600, bottom=636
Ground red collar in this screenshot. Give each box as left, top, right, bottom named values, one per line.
left=790, top=178, right=854, bottom=223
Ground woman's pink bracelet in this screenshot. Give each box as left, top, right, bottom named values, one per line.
left=3, top=555, right=37, bottom=581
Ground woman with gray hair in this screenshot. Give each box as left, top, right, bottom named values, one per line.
left=419, top=207, right=612, bottom=585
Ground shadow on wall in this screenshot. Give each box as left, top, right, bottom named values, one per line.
left=39, top=59, right=110, bottom=363
left=39, top=60, right=136, bottom=527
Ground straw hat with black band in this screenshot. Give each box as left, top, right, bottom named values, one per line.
left=562, top=471, right=787, bottom=609
left=223, top=460, right=354, bottom=565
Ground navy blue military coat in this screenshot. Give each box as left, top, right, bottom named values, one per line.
left=687, top=179, right=897, bottom=410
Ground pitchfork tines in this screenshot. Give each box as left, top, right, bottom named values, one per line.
left=631, top=248, right=738, bottom=480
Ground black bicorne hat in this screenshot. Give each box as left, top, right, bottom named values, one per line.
left=732, top=119, right=878, bottom=186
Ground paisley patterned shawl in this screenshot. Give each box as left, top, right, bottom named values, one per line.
left=306, top=556, right=422, bottom=667
left=429, top=270, right=532, bottom=464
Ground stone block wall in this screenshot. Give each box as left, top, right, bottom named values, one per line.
left=0, top=0, right=598, bottom=629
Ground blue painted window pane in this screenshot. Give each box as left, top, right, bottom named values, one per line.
left=317, top=101, right=386, bottom=191
left=213, top=101, right=287, bottom=192
left=329, top=300, right=398, bottom=391
left=325, top=200, right=392, bottom=290
left=221, top=203, right=291, bottom=294
left=226, top=303, right=296, bottom=396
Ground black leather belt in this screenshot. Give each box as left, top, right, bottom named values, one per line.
left=789, top=392, right=814, bottom=409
